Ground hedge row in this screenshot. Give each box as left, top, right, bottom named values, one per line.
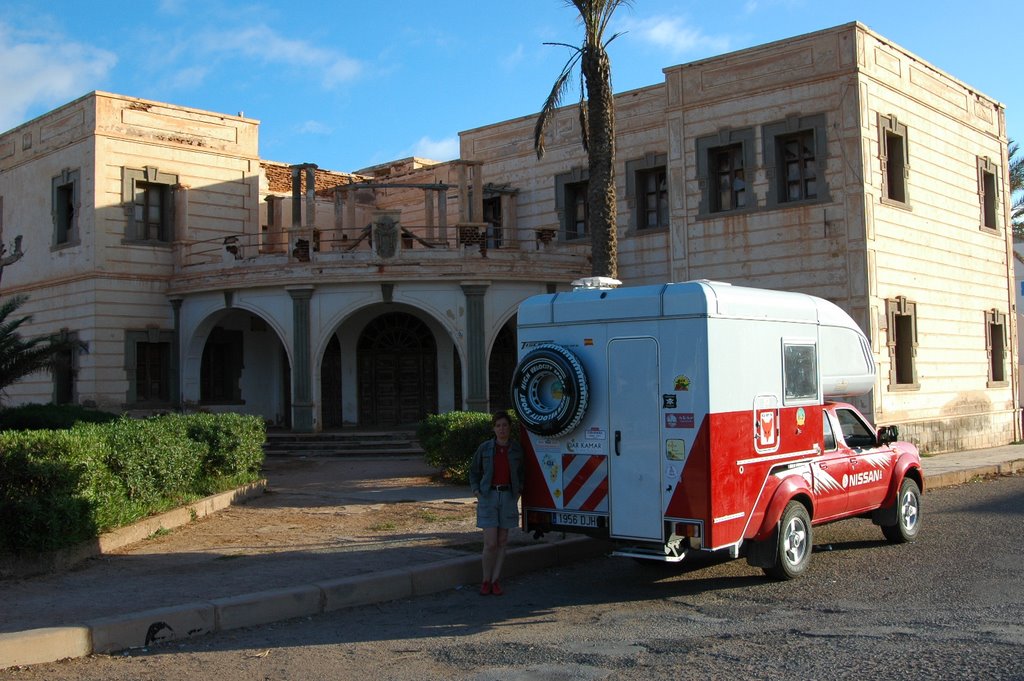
left=417, top=411, right=518, bottom=485
left=0, top=412, right=265, bottom=554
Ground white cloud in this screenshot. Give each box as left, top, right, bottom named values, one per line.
left=198, top=25, right=363, bottom=89
left=296, top=120, right=333, bottom=135
left=410, top=136, right=459, bottom=162
left=167, top=65, right=210, bottom=91
left=621, top=16, right=732, bottom=57
left=0, top=22, right=117, bottom=132
left=501, top=44, right=526, bottom=71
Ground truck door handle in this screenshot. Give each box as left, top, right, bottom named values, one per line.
left=614, top=430, right=621, bottom=456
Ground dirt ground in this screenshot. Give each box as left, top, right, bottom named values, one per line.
left=104, top=455, right=481, bottom=560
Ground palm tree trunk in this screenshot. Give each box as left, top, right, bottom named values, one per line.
left=582, top=45, right=618, bottom=279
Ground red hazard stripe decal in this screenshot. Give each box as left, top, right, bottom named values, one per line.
left=580, top=476, right=608, bottom=511
left=562, top=454, right=606, bottom=509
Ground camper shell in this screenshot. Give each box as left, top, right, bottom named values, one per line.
left=511, top=280, right=923, bottom=579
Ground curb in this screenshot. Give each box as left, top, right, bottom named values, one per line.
left=0, top=536, right=610, bottom=669
left=2, top=461, right=1022, bottom=670
left=923, top=459, right=1024, bottom=490
left=0, top=481, right=266, bottom=580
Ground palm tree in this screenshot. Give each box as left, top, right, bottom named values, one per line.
left=534, top=0, right=631, bottom=280
left=1009, top=140, right=1023, bottom=236
left=0, top=295, right=80, bottom=398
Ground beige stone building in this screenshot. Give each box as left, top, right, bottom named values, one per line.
left=0, top=22, right=1014, bottom=453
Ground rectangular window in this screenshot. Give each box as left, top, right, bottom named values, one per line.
left=52, top=331, right=79, bottom=405
left=565, top=180, right=588, bottom=241
left=879, top=114, right=909, bottom=206
left=712, top=144, right=746, bottom=212
left=52, top=169, right=80, bottom=245
left=779, top=131, right=816, bottom=201
left=136, top=342, right=170, bottom=403
left=986, top=310, right=1007, bottom=386
left=483, top=196, right=503, bottom=248
left=637, top=167, right=668, bottom=229
left=978, top=157, right=999, bottom=232
left=783, top=342, right=818, bottom=402
left=886, top=296, right=918, bottom=390
left=696, top=128, right=754, bottom=217
left=122, top=167, right=177, bottom=243
left=136, top=181, right=169, bottom=241
left=762, top=114, right=830, bottom=209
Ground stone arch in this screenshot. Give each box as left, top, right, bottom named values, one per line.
left=183, top=306, right=289, bottom=426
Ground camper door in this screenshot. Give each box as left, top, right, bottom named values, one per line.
left=608, top=337, right=664, bottom=541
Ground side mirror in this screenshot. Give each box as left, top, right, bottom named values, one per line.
left=877, top=425, right=899, bottom=445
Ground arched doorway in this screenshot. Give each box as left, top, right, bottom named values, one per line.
left=321, top=335, right=343, bottom=429
left=488, top=317, right=517, bottom=412
left=357, top=312, right=438, bottom=426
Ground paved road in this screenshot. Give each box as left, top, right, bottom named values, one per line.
left=4, top=474, right=1022, bottom=681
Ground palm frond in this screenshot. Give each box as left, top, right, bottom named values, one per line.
left=534, top=50, right=582, bottom=159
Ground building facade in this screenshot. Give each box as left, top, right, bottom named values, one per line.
left=0, top=22, right=1015, bottom=453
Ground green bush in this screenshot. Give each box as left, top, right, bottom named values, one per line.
left=417, top=411, right=518, bottom=484
left=0, top=403, right=119, bottom=430
left=0, top=412, right=266, bottom=555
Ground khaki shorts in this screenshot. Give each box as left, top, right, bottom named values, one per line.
left=476, top=488, right=520, bottom=529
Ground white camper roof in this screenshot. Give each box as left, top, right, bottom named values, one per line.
left=519, top=280, right=855, bottom=329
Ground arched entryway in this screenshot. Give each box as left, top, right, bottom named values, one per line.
left=321, top=335, right=343, bottom=429
left=357, top=312, right=438, bottom=426
left=488, top=317, right=517, bottom=412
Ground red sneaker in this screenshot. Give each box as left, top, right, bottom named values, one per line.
left=491, top=581, right=504, bottom=596
left=479, top=580, right=492, bottom=595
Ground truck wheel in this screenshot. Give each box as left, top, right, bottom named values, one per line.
left=510, top=343, right=589, bottom=438
left=881, top=478, right=921, bottom=544
left=764, top=501, right=812, bottom=580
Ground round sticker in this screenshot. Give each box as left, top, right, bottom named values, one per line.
left=796, top=407, right=806, bottom=427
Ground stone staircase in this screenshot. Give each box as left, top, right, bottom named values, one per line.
left=263, top=428, right=424, bottom=458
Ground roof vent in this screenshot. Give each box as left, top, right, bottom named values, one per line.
left=571, top=276, right=622, bottom=290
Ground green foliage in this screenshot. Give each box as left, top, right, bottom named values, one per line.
left=0, top=413, right=266, bottom=554
left=417, top=411, right=518, bottom=484
left=0, top=403, right=119, bottom=430
left=0, top=295, right=85, bottom=398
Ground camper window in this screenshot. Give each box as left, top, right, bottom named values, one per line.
left=783, top=342, right=818, bottom=402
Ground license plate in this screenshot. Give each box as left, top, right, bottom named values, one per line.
left=554, top=512, right=601, bottom=528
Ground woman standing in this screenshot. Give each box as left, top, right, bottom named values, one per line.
left=469, top=411, right=525, bottom=595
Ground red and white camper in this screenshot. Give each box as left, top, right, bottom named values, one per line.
left=510, top=279, right=923, bottom=579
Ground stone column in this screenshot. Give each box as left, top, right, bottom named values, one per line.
left=169, top=297, right=183, bottom=410
left=472, top=162, right=484, bottom=226
left=461, top=283, right=490, bottom=413
left=288, top=287, right=315, bottom=432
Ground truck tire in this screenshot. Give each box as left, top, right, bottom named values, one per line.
left=510, top=343, right=589, bottom=438
left=763, top=501, right=812, bottom=580
left=881, top=478, right=921, bottom=544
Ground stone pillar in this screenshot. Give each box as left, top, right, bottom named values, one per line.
left=288, top=287, right=315, bottom=432
left=461, top=283, right=490, bottom=413
left=457, top=164, right=469, bottom=223
left=304, top=165, right=317, bottom=229
left=170, top=297, right=183, bottom=410
left=437, top=189, right=448, bottom=244
left=424, top=189, right=435, bottom=241
left=291, top=167, right=302, bottom=227
left=472, top=162, right=484, bottom=226
left=173, top=184, right=190, bottom=242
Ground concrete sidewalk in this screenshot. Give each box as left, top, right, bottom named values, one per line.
left=1, top=445, right=1022, bottom=669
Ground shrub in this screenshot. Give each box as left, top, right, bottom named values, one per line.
left=417, top=411, right=518, bottom=484
left=0, top=412, right=266, bottom=555
left=0, top=403, right=119, bottom=431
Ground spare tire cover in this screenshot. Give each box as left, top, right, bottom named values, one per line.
left=510, top=343, right=589, bottom=438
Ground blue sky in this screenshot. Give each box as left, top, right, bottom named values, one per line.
left=0, top=1, right=1019, bottom=172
